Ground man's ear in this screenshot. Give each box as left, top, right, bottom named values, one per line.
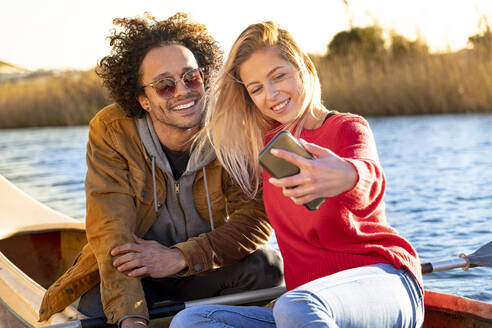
left=138, top=95, right=151, bottom=112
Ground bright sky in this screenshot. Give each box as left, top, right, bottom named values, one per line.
left=1, top=0, right=491, bottom=70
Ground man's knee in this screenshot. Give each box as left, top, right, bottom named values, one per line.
left=77, top=284, right=104, bottom=317
left=241, top=247, right=284, bottom=288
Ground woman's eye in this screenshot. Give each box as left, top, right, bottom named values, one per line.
left=250, top=87, right=262, bottom=94
left=274, top=73, right=286, bottom=80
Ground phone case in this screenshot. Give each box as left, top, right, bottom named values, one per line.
left=259, top=130, right=325, bottom=211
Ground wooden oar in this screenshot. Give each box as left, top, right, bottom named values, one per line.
left=45, top=286, right=287, bottom=328
left=422, top=241, right=492, bottom=274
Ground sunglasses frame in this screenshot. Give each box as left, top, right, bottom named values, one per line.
left=142, top=67, right=204, bottom=98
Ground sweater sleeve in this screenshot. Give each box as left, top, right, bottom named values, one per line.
left=333, top=116, right=386, bottom=217
left=85, top=116, right=148, bottom=323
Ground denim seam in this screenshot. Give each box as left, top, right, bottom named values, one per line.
left=398, top=269, right=423, bottom=302
left=206, top=315, right=235, bottom=328
left=397, top=268, right=425, bottom=327
left=206, top=309, right=276, bottom=324
left=303, top=290, right=335, bottom=322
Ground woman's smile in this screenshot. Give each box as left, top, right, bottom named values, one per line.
left=271, top=98, right=290, bottom=112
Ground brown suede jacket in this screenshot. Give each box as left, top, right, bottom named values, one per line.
left=39, top=104, right=272, bottom=324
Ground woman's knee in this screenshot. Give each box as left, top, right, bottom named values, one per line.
left=273, top=291, right=316, bottom=319
left=170, top=307, right=204, bottom=328
left=275, top=289, right=317, bottom=307
left=171, top=305, right=275, bottom=328
left=273, top=290, right=335, bottom=327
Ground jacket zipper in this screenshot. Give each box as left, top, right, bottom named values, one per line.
left=174, top=180, right=188, bottom=239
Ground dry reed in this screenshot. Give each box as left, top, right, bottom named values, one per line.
left=1, top=48, right=491, bottom=129
left=0, top=70, right=109, bottom=128
left=314, top=50, right=492, bottom=116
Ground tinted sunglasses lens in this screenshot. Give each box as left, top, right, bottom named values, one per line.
left=154, top=79, right=176, bottom=98
left=183, top=69, right=203, bottom=89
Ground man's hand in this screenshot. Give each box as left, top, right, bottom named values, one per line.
left=120, top=317, right=147, bottom=328
left=111, top=234, right=187, bottom=278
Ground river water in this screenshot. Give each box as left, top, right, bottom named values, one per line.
left=0, top=114, right=491, bottom=303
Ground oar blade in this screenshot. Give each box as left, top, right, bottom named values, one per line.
left=470, top=241, right=492, bottom=257
left=468, top=241, right=492, bottom=267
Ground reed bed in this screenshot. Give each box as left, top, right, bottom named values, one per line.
left=0, top=70, right=109, bottom=128
left=314, top=50, right=492, bottom=116
left=1, top=48, right=491, bottom=129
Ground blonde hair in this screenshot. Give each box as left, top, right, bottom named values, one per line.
left=197, top=21, right=324, bottom=198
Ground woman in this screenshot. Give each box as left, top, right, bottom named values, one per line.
left=171, top=21, right=424, bottom=328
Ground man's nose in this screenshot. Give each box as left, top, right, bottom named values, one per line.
left=173, top=78, right=189, bottom=97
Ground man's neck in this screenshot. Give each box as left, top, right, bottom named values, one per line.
left=153, top=123, right=198, bottom=152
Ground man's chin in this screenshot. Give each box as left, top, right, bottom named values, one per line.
left=153, top=104, right=203, bottom=130
left=164, top=116, right=202, bottom=131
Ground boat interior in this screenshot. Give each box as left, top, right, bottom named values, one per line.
left=0, top=174, right=88, bottom=327
left=0, top=229, right=86, bottom=289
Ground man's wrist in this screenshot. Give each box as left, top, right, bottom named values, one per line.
left=172, top=247, right=187, bottom=271
left=118, top=315, right=148, bottom=328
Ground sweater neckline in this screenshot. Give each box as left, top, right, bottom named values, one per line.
left=300, top=112, right=337, bottom=138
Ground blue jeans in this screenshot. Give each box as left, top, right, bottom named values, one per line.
left=170, top=263, right=424, bottom=328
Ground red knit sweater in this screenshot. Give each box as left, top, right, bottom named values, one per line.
left=263, top=113, right=423, bottom=291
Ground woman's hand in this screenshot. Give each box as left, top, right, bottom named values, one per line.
left=268, top=139, right=358, bottom=205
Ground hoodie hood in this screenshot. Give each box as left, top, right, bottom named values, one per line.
left=135, top=114, right=215, bottom=176
left=135, top=114, right=215, bottom=246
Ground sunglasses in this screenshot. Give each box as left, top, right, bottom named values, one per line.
left=142, top=68, right=204, bottom=98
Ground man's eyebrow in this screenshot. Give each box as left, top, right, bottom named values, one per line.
left=150, top=66, right=196, bottom=81
left=244, top=66, right=286, bottom=88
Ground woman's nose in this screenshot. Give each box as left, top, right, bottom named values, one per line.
left=265, top=83, right=280, bottom=99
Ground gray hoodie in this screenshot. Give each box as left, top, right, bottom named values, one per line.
left=135, top=115, right=216, bottom=246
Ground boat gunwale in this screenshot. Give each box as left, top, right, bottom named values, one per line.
left=424, top=290, right=492, bottom=323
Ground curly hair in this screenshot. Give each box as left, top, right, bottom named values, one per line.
left=96, top=12, right=223, bottom=118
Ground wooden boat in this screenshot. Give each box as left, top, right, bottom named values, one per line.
left=1, top=174, right=491, bottom=327
left=0, top=174, right=86, bottom=327
left=423, top=290, right=492, bottom=327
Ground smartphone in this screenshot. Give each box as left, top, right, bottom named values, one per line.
left=258, top=130, right=325, bottom=211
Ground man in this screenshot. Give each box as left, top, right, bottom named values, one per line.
left=39, top=13, right=283, bottom=328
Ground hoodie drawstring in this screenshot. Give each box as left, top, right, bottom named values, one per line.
left=152, top=156, right=214, bottom=231
left=152, top=156, right=159, bottom=213
left=202, top=167, right=215, bottom=230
